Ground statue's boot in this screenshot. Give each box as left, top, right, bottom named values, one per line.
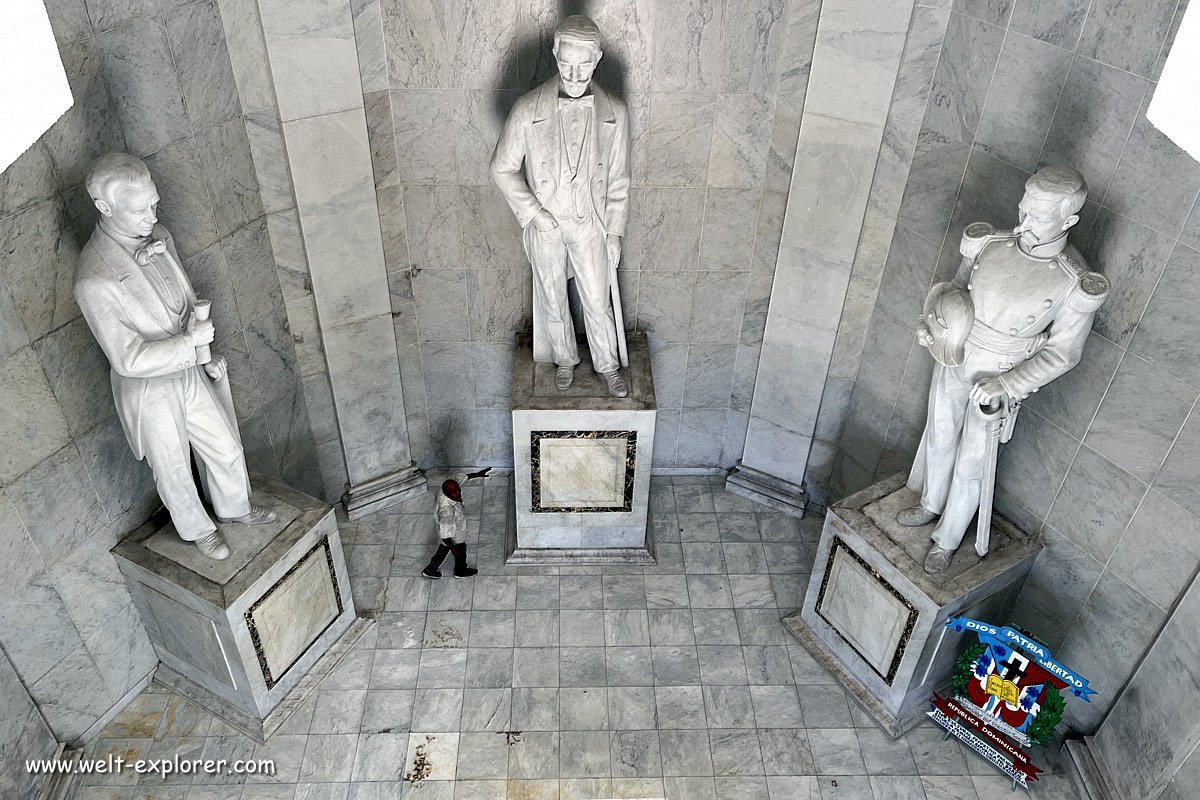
left=897, top=505, right=939, bottom=527
left=196, top=531, right=231, bottom=560
left=604, top=370, right=628, bottom=398
left=218, top=504, right=278, bottom=525
left=556, top=365, right=574, bottom=390
left=922, top=544, right=955, bottom=575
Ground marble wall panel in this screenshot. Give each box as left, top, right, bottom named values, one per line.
left=777, top=0, right=821, bottom=98
left=1086, top=354, right=1197, bottom=484
left=461, top=186, right=525, bottom=272
left=624, top=189, right=705, bottom=272
left=0, top=348, right=72, bottom=484
left=8, top=445, right=107, bottom=571
left=351, top=0, right=388, bottom=93
left=413, top=269, right=470, bottom=343
left=390, top=89, right=458, bottom=185
left=682, top=344, right=738, bottom=409
left=1155, top=410, right=1200, bottom=519
left=691, top=272, right=748, bottom=344
left=144, top=138, right=221, bottom=259
left=185, top=244, right=242, bottom=343
left=1107, top=96, right=1200, bottom=238
left=224, top=218, right=281, bottom=328
left=449, top=2, right=519, bottom=91
left=993, top=409, right=1078, bottom=519
left=1009, top=0, right=1088, bottom=49
left=1110, top=490, right=1200, bottom=612
left=218, top=0, right=276, bottom=114
left=647, top=93, right=717, bottom=188
left=97, top=18, right=191, bottom=157
left=874, top=226, right=940, bottom=326
left=456, top=90, right=519, bottom=187
left=855, top=313, right=913, bottom=409
left=259, top=0, right=363, bottom=121
left=261, top=381, right=319, bottom=474
left=699, top=189, right=761, bottom=271
left=471, top=344, right=514, bottom=409
left=1130, top=244, right=1200, bottom=387
left=268, top=209, right=311, bottom=301
left=651, top=0, right=724, bottom=93
left=1018, top=527, right=1103, bottom=631
left=973, top=33, right=1071, bottom=172
left=220, top=330, right=266, bottom=422
left=75, top=415, right=155, bottom=522
left=0, top=144, right=58, bottom=222
left=247, top=304, right=302, bottom=401
left=197, top=117, right=264, bottom=238
left=637, top=271, right=696, bottom=344
left=923, top=12, right=1005, bottom=146
left=381, top=0, right=451, bottom=89
left=946, top=148, right=1029, bottom=245
left=467, top=269, right=531, bottom=344
left=285, top=109, right=390, bottom=327
left=33, top=316, right=113, bottom=437
left=677, top=409, right=728, bottom=466
left=1077, top=0, right=1179, bottom=78
left=721, top=0, right=787, bottom=94
left=0, top=492, right=47, bottom=603
left=650, top=342, right=689, bottom=410
left=43, top=40, right=127, bottom=190
left=29, top=645, right=115, bottom=742
left=44, top=0, right=92, bottom=45
left=1039, top=58, right=1148, bottom=203
left=953, top=0, right=1013, bottom=26
left=0, top=198, right=82, bottom=342
left=895, top=132, right=969, bottom=247
left=1044, top=445, right=1146, bottom=563
left=404, top=185, right=464, bottom=272
left=165, top=0, right=242, bottom=131
left=1021, top=331, right=1121, bottom=440
left=709, top=94, right=773, bottom=189
left=591, top=0, right=655, bottom=93
left=323, top=314, right=412, bottom=484
left=245, top=111, right=294, bottom=216
left=83, top=0, right=156, bottom=33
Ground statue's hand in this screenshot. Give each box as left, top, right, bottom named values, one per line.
left=530, top=209, right=558, bottom=232
left=187, top=315, right=215, bottom=346
left=204, top=355, right=228, bottom=382
left=606, top=235, right=621, bottom=269
left=916, top=320, right=934, bottom=349
left=970, top=376, right=1008, bottom=407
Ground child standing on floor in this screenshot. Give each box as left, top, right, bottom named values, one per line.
left=422, top=467, right=491, bottom=579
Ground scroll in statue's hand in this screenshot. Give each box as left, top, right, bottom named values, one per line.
left=204, top=355, right=228, bottom=382
left=531, top=209, right=559, bottom=232
left=606, top=235, right=621, bottom=270
left=969, top=376, right=1009, bottom=406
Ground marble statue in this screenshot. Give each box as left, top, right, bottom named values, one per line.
left=491, top=15, right=632, bottom=398
left=899, top=166, right=1109, bottom=575
left=422, top=468, right=491, bottom=579
left=74, top=153, right=277, bottom=561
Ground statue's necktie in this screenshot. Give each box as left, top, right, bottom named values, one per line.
left=134, top=238, right=167, bottom=266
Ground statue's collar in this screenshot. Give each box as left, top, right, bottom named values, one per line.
left=1018, top=232, right=1069, bottom=259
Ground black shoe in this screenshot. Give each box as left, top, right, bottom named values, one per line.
left=453, top=567, right=479, bottom=579
left=421, top=566, right=442, bottom=580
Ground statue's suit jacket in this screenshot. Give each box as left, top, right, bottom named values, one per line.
left=74, top=223, right=240, bottom=462
left=491, top=77, right=631, bottom=237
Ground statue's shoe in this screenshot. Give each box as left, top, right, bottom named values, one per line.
left=604, top=370, right=628, bottom=398
left=218, top=504, right=278, bottom=525
left=897, top=505, right=939, bottom=527
left=555, top=365, right=574, bottom=390
left=923, top=544, right=954, bottom=575
left=196, top=532, right=231, bottom=560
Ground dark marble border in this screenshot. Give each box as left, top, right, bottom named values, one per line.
left=530, top=430, right=638, bottom=513
left=815, top=536, right=919, bottom=686
left=244, top=536, right=344, bottom=689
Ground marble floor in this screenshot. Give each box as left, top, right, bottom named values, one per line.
left=77, top=475, right=1081, bottom=800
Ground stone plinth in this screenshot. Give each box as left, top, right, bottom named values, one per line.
left=509, top=332, right=656, bottom=564
left=785, top=473, right=1042, bottom=737
left=112, top=479, right=371, bottom=742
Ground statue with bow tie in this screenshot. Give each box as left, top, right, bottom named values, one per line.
left=74, top=153, right=277, bottom=561
left=491, top=15, right=632, bottom=397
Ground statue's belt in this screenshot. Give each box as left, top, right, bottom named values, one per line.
left=965, top=319, right=1048, bottom=359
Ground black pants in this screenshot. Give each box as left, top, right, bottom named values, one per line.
left=426, top=538, right=469, bottom=575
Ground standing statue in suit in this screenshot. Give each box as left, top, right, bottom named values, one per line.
left=899, top=166, right=1109, bottom=575
left=74, top=153, right=277, bottom=561
left=491, top=15, right=632, bottom=397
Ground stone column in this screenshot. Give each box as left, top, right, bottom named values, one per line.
left=254, top=0, right=424, bottom=516
left=726, top=0, right=919, bottom=515
left=1065, top=568, right=1200, bottom=799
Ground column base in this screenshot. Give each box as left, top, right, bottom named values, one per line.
left=342, top=463, right=426, bottom=519
left=725, top=463, right=808, bottom=517
left=1063, top=738, right=1120, bottom=800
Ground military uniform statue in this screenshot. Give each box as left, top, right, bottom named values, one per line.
left=898, top=166, right=1109, bottom=575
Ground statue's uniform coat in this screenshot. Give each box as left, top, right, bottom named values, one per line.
left=909, top=226, right=1109, bottom=551
left=74, top=223, right=251, bottom=540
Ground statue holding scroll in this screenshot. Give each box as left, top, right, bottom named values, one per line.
left=75, top=153, right=277, bottom=561
left=491, top=15, right=631, bottom=398
left=899, top=166, right=1109, bottom=575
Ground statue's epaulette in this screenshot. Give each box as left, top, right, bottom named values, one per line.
left=1059, top=251, right=1110, bottom=312
left=960, top=222, right=1016, bottom=260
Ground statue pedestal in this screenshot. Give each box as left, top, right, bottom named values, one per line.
left=784, top=473, right=1041, bottom=737
left=508, top=332, right=656, bottom=564
left=112, top=479, right=371, bottom=742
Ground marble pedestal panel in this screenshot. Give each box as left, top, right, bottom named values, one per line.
left=509, top=332, right=656, bottom=564
left=784, top=473, right=1042, bottom=737
left=112, top=479, right=371, bottom=742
